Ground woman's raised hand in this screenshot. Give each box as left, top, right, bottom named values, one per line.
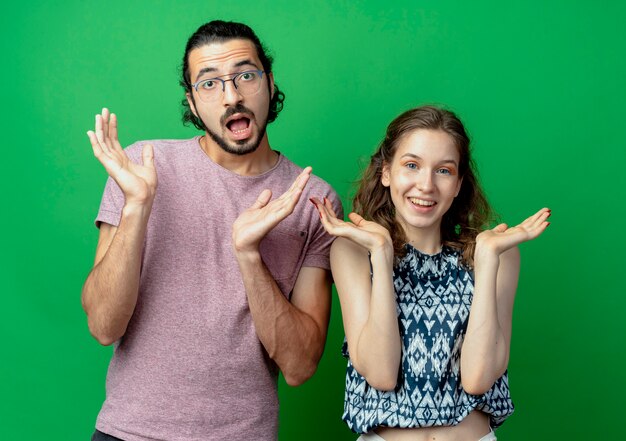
left=476, top=207, right=551, bottom=257
left=310, top=197, right=392, bottom=253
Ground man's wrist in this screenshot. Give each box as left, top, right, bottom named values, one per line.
left=233, top=246, right=262, bottom=265
left=121, top=202, right=153, bottom=223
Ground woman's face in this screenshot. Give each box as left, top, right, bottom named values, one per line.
left=381, top=129, right=463, bottom=242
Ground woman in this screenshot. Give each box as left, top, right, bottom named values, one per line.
left=311, top=106, right=550, bottom=441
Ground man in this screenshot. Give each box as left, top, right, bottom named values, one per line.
left=82, top=20, right=341, bottom=441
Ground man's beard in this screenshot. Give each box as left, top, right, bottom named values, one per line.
left=203, top=103, right=268, bottom=156
left=205, top=125, right=267, bottom=156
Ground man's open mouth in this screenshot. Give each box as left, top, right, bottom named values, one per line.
left=225, top=114, right=252, bottom=136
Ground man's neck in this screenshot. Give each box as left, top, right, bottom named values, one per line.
left=199, top=134, right=279, bottom=176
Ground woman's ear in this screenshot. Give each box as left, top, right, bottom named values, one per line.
left=455, top=176, right=464, bottom=197
left=381, top=162, right=391, bottom=187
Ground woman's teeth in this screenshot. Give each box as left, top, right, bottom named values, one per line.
left=409, top=197, right=435, bottom=207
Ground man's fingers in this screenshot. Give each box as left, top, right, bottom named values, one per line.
left=250, top=189, right=273, bottom=210
left=88, top=130, right=112, bottom=160
left=281, top=169, right=311, bottom=206
left=87, top=130, right=104, bottom=157
left=109, top=113, right=124, bottom=152
left=142, top=143, right=155, bottom=169
left=95, top=114, right=105, bottom=144
left=286, top=167, right=312, bottom=194
left=88, top=130, right=123, bottom=175
left=102, top=108, right=110, bottom=139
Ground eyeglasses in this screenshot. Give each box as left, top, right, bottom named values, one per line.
left=191, top=70, right=266, bottom=102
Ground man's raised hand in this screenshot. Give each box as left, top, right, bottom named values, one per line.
left=232, top=167, right=311, bottom=253
left=87, top=108, right=157, bottom=206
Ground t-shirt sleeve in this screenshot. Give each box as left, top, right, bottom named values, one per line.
left=301, top=184, right=344, bottom=270
left=95, top=176, right=125, bottom=228
left=94, top=142, right=143, bottom=228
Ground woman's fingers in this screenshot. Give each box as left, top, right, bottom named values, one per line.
left=322, top=197, right=338, bottom=218
left=310, top=201, right=390, bottom=250
left=492, top=223, right=508, bottom=233
left=523, top=207, right=551, bottom=226
left=519, top=208, right=551, bottom=235
left=508, top=208, right=552, bottom=242
left=348, top=212, right=365, bottom=226
left=310, top=198, right=355, bottom=237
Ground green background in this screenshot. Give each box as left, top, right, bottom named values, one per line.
left=2, top=1, right=625, bottom=439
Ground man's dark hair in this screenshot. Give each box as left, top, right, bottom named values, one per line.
left=180, top=20, right=285, bottom=130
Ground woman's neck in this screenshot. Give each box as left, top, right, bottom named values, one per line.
left=401, top=222, right=443, bottom=255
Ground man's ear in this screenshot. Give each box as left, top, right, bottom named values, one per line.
left=268, top=72, right=275, bottom=100
left=186, top=92, right=198, bottom=117
left=381, top=162, right=391, bottom=187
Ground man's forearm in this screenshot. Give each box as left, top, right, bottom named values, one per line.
left=235, top=250, right=326, bottom=386
left=82, top=203, right=151, bottom=345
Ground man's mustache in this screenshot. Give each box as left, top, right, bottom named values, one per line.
left=221, top=104, right=254, bottom=124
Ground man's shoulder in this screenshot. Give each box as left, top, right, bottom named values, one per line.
left=276, top=154, right=337, bottom=195
left=123, top=137, right=200, bottom=158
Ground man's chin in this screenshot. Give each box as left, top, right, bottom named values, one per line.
left=227, top=140, right=260, bottom=156
left=206, top=129, right=262, bottom=156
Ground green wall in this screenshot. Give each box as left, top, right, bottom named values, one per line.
left=2, top=1, right=624, bottom=439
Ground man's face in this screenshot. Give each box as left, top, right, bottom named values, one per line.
left=186, top=39, right=274, bottom=156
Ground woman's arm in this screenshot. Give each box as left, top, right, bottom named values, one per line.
left=460, top=208, right=551, bottom=394
left=312, top=199, right=402, bottom=390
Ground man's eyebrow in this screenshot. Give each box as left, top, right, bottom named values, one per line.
left=195, top=67, right=217, bottom=82
left=195, top=60, right=261, bottom=82
left=234, top=59, right=259, bottom=69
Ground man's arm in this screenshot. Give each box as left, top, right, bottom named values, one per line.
left=231, top=167, right=331, bottom=385
left=81, top=108, right=157, bottom=345
left=82, top=208, right=149, bottom=345
left=235, top=257, right=331, bottom=386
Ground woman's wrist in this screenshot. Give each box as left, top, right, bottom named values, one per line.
left=473, top=244, right=500, bottom=270
left=369, top=239, right=394, bottom=267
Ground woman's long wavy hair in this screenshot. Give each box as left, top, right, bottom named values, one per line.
left=353, top=106, right=494, bottom=268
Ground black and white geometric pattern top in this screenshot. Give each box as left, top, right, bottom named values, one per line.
left=342, top=244, right=514, bottom=434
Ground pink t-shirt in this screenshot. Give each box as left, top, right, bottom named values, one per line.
left=94, top=137, right=342, bottom=441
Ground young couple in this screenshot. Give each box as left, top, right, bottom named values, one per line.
left=84, top=19, right=549, bottom=441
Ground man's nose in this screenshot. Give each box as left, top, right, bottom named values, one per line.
left=222, top=79, right=243, bottom=106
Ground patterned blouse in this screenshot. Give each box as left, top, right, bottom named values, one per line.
left=342, top=245, right=514, bottom=434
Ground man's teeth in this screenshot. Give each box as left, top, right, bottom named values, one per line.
left=409, top=198, right=435, bottom=207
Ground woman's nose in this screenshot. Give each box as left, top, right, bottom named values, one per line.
left=415, top=170, right=434, bottom=192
